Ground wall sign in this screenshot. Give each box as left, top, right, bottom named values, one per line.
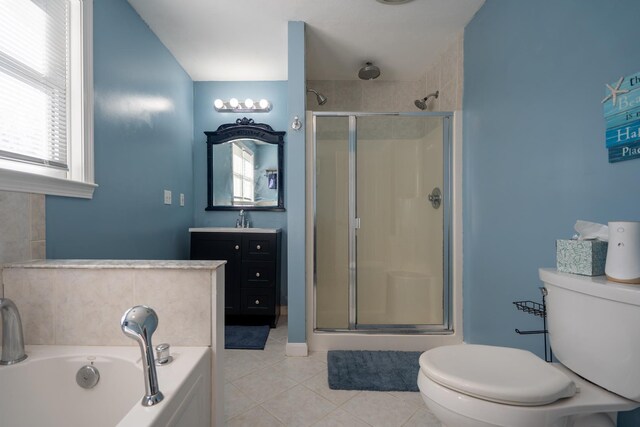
left=603, top=72, right=640, bottom=163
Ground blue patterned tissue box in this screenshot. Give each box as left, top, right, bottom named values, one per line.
left=556, top=239, right=608, bottom=276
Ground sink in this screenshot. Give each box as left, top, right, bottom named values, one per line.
left=189, top=227, right=279, bottom=234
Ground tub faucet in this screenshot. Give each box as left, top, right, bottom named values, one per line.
left=121, top=305, right=164, bottom=406
left=0, top=298, right=27, bottom=365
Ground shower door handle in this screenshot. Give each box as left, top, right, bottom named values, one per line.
left=428, top=187, right=442, bottom=209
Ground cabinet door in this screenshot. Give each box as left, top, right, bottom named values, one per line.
left=191, top=234, right=242, bottom=314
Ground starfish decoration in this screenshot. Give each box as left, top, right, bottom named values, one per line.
left=602, top=76, right=629, bottom=106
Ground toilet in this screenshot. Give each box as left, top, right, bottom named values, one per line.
left=417, top=268, right=640, bottom=427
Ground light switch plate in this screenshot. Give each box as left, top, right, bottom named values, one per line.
left=180, top=193, right=185, bottom=206
left=164, top=190, right=172, bottom=205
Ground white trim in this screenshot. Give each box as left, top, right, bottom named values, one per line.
left=285, top=342, right=308, bottom=357
left=451, top=109, right=464, bottom=342
left=0, top=168, right=97, bottom=199
left=81, top=0, right=95, bottom=185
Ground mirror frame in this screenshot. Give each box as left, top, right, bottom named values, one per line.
left=204, top=117, right=285, bottom=211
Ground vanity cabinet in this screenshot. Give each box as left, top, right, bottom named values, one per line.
left=190, top=229, right=281, bottom=327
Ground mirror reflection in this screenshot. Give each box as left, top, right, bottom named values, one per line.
left=211, top=139, right=279, bottom=207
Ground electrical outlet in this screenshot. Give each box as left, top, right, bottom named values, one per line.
left=180, top=193, right=185, bottom=206
left=164, top=190, right=172, bottom=205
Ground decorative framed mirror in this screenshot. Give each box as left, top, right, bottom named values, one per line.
left=205, top=118, right=285, bottom=211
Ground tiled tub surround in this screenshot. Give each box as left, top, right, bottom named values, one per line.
left=0, top=191, right=45, bottom=267
left=1, top=259, right=225, bottom=427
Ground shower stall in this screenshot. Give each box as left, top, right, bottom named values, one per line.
left=309, top=112, right=455, bottom=338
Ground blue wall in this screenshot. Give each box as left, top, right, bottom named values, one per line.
left=46, top=0, right=194, bottom=259
left=286, top=22, right=307, bottom=345
left=463, top=1, right=640, bottom=423
left=192, top=81, right=289, bottom=303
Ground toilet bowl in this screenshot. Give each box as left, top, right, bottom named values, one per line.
left=417, top=345, right=637, bottom=427
left=417, top=269, right=640, bottom=427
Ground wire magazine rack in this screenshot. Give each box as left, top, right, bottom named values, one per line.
left=513, top=287, right=552, bottom=362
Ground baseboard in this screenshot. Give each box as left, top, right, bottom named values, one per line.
left=286, top=342, right=308, bottom=357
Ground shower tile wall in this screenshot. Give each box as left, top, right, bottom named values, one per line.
left=0, top=190, right=46, bottom=296
left=307, top=32, right=464, bottom=112
left=424, top=32, right=464, bottom=112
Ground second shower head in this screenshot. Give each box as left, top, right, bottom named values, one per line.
left=307, top=88, right=328, bottom=105
left=415, top=91, right=439, bottom=110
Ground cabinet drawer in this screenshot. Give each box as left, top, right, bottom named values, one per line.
left=242, top=235, right=276, bottom=260
left=190, top=234, right=242, bottom=260
left=241, top=289, right=274, bottom=314
left=241, top=262, right=275, bottom=287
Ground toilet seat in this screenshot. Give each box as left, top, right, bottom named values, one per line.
left=419, top=345, right=577, bottom=406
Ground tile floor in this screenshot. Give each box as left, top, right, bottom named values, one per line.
left=224, top=317, right=442, bottom=427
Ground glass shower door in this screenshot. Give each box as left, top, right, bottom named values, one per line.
left=355, top=115, right=446, bottom=327
left=315, top=116, right=350, bottom=329
left=313, top=112, right=451, bottom=331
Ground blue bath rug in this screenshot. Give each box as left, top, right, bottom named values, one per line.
left=327, top=350, right=422, bottom=392
left=225, top=325, right=270, bottom=350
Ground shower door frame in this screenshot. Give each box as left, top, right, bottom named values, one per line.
left=312, top=111, right=454, bottom=334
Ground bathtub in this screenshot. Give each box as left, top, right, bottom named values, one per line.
left=0, top=345, right=212, bottom=427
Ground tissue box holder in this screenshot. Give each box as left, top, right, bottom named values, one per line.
left=556, top=239, right=607, bottom=276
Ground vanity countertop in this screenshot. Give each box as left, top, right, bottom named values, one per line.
left=2, top=259, right=226, bottom=270
left=189, top=227, right=280, bottom=234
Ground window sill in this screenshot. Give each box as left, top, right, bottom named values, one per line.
left=0, top=169, right=97, bottom=199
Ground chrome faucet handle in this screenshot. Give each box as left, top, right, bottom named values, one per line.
left=155, top=343, right=173, bottom=365
left=121, top=305, right=164, bottom=406
left=0, top=298, right=27, bottom=365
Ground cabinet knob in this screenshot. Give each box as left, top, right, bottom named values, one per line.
left=235, top=245, right=240, bottom=250
left=256, top=245, right=261, bottom=250
left=256, top=272, right=261, bottom=278
left=255, top=299, right=260, bottom=305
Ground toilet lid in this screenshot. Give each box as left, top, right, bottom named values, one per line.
left=419, top=345, right=577, bottom=406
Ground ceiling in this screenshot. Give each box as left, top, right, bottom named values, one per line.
left=126, top=0, right=485, bottom=82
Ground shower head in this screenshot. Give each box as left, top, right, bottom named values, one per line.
left=414, top=91, right=439, bottom=110
left=307, top=88, right=328, bottom=105
left=358, top=62, right=381, bottom=80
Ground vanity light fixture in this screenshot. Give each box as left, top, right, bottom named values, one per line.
left=213, top=98, right=272, bottom=113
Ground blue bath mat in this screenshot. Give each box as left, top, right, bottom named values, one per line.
left=225, top=325, right=270, bottom=350
left=327, top=350, right=422, bottom=391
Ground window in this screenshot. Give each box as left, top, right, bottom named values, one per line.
left=0, top=0, right=95, bottom=198
left=232, top=142, right=254, bottom=204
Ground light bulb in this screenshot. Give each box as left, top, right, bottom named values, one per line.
left=259, top=99, right=269, bottom=109
left=229, top=98, right=239, bottom=108
left=244, top=98, right=254, bottom=108
left=214, top=99, right=224, bottom=109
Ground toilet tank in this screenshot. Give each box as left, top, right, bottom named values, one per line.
left=540, top=268, right=640, bottom=402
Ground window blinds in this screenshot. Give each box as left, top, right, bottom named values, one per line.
left=0, top=0, right=70, bottom=170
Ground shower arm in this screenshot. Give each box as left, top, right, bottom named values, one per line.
left=420, top=91, right=439, bottom=102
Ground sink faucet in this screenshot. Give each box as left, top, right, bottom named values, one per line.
left=121, top=305, right=164, bottom=406
left=0, top=298, right=27, bottom=365
left=236, top=209, right=250, bottom=228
